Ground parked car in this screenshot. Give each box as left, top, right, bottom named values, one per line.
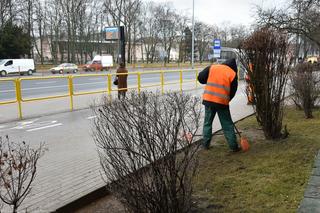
left=306, top=56, right=318, bottom=64
left=94, top=55, right=113, bottom=69
left=50, top=63, right=78, bottom=74
left=83, top=60, right=103, bottom=72
left=83, top=55, right=113, bottom=72
left=0, top=59, right=35, bottom=77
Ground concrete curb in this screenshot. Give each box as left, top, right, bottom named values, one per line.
left=298, top=150, right=320, bottom=212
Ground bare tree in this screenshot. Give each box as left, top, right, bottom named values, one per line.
left=45, top=0, right=62, bottom=64
left=0, top=0, right=26, bottom=28
left=92, top=92, right=202, bottom=212
left=194, top=21, right=214, bottom=63
left=290, top=63, right=320, bottom=118
left=156, top=3, right=178, bottom=64
left=0, top=0, right=9, bottom=28
left=228, top=24, right=248, bottom=48
left=138, top=1, right=160, bottom=64
left=239, top=27, right=292, bottom=139
left=104, top=0, right=141, bottom=64
left=176, top=15, right=190, bottom=63
left=32, top=0, right=46, bottom=64
left=59, top=0, right=84, bottom=63
left=0, top=136, right=45, bottom=213
left=257, top=0, right=320, bottom=49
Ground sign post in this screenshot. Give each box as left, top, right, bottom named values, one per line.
left=213, top=39, right=221, bottom=59
left=104, top=26, right=126, bottom=67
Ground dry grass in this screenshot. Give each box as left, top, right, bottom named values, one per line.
left=193, top=107, right=320, bottom=212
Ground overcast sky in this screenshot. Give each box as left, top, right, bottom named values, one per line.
left=150, top=0, right=288, bottom=26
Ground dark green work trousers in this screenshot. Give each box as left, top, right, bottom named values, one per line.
left=203, top=105, right=238, bottom=150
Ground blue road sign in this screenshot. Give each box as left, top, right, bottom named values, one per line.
left=213, top=39, right=221, bottom=49
left=213, top=39, right=221, bottom=58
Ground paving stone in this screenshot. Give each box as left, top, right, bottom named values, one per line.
left=308, top=176, right=320, bottom=187
left=313, top=167, right=320, bottom=176
left=299, top=153, right=320, bottom=212
left=313, top=157, right=320, bottom=168
left=298, top=197, right=320, bottom=213
left=305, top=184, right=320, bottom=199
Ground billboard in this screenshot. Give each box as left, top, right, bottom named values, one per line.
left=104, top=27, right=119, bottom=41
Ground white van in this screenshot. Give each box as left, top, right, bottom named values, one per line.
left=0, top=59, right=35, bottom=77
left=93, top=55, right=113, bottom=69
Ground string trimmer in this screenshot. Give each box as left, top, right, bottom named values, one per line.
left=183, top=125, right=249, bottom=152
left=234, top=124, right=250, bottom=152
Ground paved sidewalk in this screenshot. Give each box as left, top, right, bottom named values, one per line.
left=1, top=81, right=254, bottom=212
left=298, top=151, right=320, bottom=212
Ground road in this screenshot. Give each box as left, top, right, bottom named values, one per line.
left=0, top=69, right=199, bottom=102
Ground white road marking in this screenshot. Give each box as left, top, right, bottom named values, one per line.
left=35, top=81, right=57, bottom=85
left=1, top=89, right=15, bottom=93
left=27, top=123, right=62, bottom=132
left=12, top=120, right=55, bottom=130
left=87, top=116, right=97, bottom=120
left=0, top=125, right=6, bottom=129
left=17, top=119, right=39, bottom=125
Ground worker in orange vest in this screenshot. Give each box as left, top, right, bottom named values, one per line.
left=197, top=58, right=240, bottom=152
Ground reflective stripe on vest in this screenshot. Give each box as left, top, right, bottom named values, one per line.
left=203, top=65, right=236, bottom=105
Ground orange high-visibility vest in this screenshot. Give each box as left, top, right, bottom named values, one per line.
left=203, top=65, right=236, bottom=105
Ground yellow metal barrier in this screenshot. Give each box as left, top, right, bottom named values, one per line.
left=139, top=71, right=161, bottom=91
left=19, top=76, right=70, bottom=102
left=0, top=78, right=17, bottom=105
left=161, top=71, right=164, bottom=94
left=161, top=70, right=181, bottom=87
left=196, top=70, right=199, bottom=88
left=68, top=77, right=74, bottom=111
left=0, top=69, right=200, bottom=119
left=16, top=79, right=22, bottom=119
left=72, top=74, right=109, bottom=96
left=137, top=72, right=141, bottom=94
left=111, top=72, right=139, bottom=92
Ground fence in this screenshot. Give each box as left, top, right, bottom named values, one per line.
left=0, top=69, right=200, bottom=120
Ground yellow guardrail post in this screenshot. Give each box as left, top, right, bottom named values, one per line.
left=161, top=71, right=164, bottom=95
left=68, top=76, right=74, bottom=111
left=196, top=69, right=199, bottom=88
left=180, top=70, right=183, bottom=93
left=137, top=72, right=141, bottom=94
left=15, top=79, right=23, bottom=119
left=107, top=74, right=112, bottom=101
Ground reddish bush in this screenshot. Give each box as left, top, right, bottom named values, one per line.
left=239, top=27, right=292, bottom=140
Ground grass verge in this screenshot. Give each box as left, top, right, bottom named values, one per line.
left=194, top=107, right=320, bottom=212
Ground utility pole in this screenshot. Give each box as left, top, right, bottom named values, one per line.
left=191, top=0, right=195, bottom=69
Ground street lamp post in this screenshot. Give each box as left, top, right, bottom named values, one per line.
left=192, top=0, right=195, bottom=69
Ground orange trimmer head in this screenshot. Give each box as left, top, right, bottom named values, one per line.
left=234, top=125, right=250, bottom=152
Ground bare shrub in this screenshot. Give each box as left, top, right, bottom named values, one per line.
left=291, top=63, right=320, bottom=118
left=92, top=91, right=202, bottom=213
left=239, top=27, right=292, bottom=140
left=0, top=135, right=45, bottom=213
